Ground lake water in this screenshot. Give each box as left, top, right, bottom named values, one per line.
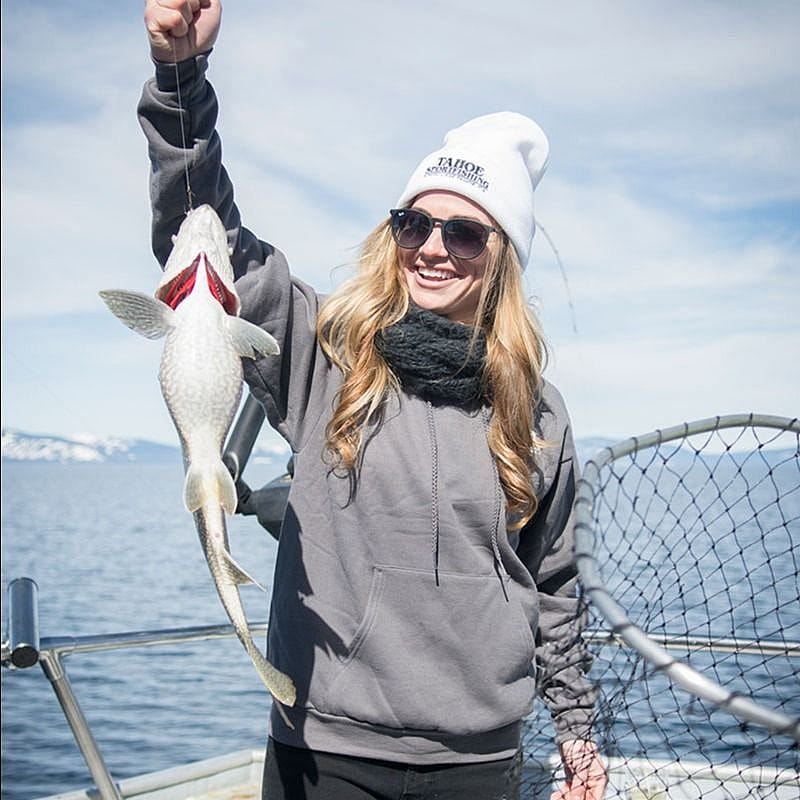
left=2, top=446, right=799, bottom=799
left=1, top=459, right=286, bottom=800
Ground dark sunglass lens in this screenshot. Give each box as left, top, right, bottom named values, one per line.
left=392, top=210, right=432, bottom=249
left=444, top=219, right=487, bottom=259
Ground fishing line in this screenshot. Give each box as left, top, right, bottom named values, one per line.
left=1, top=342, right=100, bottom=440
left=172, top=39, right=194, bottom=212
left=536, top=219, right=578, bottom=336
left=530, top=220, right=591, bottom=444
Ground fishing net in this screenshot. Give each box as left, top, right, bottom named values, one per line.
left=521, top=414, right=800, bottom=799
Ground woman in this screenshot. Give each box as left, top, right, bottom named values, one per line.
left=142, top=2, right=606, bottom=798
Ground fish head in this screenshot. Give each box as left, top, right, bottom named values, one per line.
left=156, top=205, right=240, bottom=315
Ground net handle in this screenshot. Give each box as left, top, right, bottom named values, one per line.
left=574, top=412, right=800, bottom=742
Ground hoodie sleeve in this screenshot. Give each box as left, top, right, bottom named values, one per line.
left=136, top=54, right=330, bottom=451
left=516, top=383, right=598, bottom=743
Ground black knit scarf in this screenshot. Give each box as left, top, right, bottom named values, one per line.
left=375, top=304, right=488, bottom=407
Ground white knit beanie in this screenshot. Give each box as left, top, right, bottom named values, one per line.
left=395, top=112, right=549, bottom=268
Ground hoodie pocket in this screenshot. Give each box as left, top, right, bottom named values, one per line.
left=316, top=565, right=537, bottom=735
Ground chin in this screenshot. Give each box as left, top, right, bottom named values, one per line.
left=410, top=295, right=448, bottom=317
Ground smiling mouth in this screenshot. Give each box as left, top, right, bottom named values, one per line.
left=415, top=265, right=458, bottom=282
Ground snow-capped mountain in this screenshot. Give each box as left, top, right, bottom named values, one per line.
left=1, top=427, right=293, bottom=466
left=1, top=428, right=179, bottom=464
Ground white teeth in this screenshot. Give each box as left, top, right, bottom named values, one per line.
left=417, top=266, right=454, bottom=280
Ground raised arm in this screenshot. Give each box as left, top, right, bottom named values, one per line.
left=139, top=0, right=242, bottom=268
left=137, top=0, right=331, bottom=450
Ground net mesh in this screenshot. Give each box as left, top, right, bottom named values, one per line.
left=521, top=417, right=800, bottom=798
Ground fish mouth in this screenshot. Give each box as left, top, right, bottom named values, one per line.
left=157, top=253, right=239, bottom=314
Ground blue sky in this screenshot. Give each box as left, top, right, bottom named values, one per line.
left=2, top=1, right=798, bottom=450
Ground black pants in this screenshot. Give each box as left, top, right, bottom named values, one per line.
left=263, top=738, right=522, bottom=800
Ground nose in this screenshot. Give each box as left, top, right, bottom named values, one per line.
left=419, top=220, right=448, bottom=259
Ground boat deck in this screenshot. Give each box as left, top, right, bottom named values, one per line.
left=46, top=750, right=263, bottom=800
left=43, top=748, right=800, bottom=800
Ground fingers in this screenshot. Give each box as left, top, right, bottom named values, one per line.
left=550, top=776, right=607, bottom=800
left=146, top=0, right=194, bottom=39
left=144, top=0, right=219, bottom=62
left=552, top=739, right=608, bottom=800
left=550, top=783, right=570, bottom=800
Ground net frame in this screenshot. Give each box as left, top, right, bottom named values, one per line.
left=574, top=412, right=800, bottom=743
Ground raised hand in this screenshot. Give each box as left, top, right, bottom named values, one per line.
left=144, top=0, right=222, bottom=63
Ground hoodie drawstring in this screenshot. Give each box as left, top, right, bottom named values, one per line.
left=426, top=403, right=509, bottom=599
left=482, top=408, right=510, bottom=602
left=426, top=402, right=441, bottom=586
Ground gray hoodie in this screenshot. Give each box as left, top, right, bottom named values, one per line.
left=138, top=53, right=597, bottom=765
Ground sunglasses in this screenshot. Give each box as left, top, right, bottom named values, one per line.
left=389, top=208, right=500, bottom=260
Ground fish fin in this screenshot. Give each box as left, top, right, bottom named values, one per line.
left=227, top=317, right=281, bottom=359
left=183, top=464, right=206, bottom=513
left=99, top=289, right=173, bottom=339
left=184, top=460, right=237, bottom=515
left=217, top=460, right=239, bottom=516
left=219, top=549, right=266, bottom=591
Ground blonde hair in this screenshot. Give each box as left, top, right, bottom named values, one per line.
left=317, top=220, right=548, bottom=529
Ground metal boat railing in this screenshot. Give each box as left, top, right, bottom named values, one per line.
left=2, top=576, right=268, bottom=800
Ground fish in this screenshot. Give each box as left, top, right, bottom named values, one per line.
left=99, top=204, right=297, bottom=715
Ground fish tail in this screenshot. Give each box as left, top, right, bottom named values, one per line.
left=184, top=458, right=238, bottom=516
left=213, top=570, right=295, bottom=722
left=239, top=636, right=297, bottom=728
left=247, top=642, right=297, bottom=717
